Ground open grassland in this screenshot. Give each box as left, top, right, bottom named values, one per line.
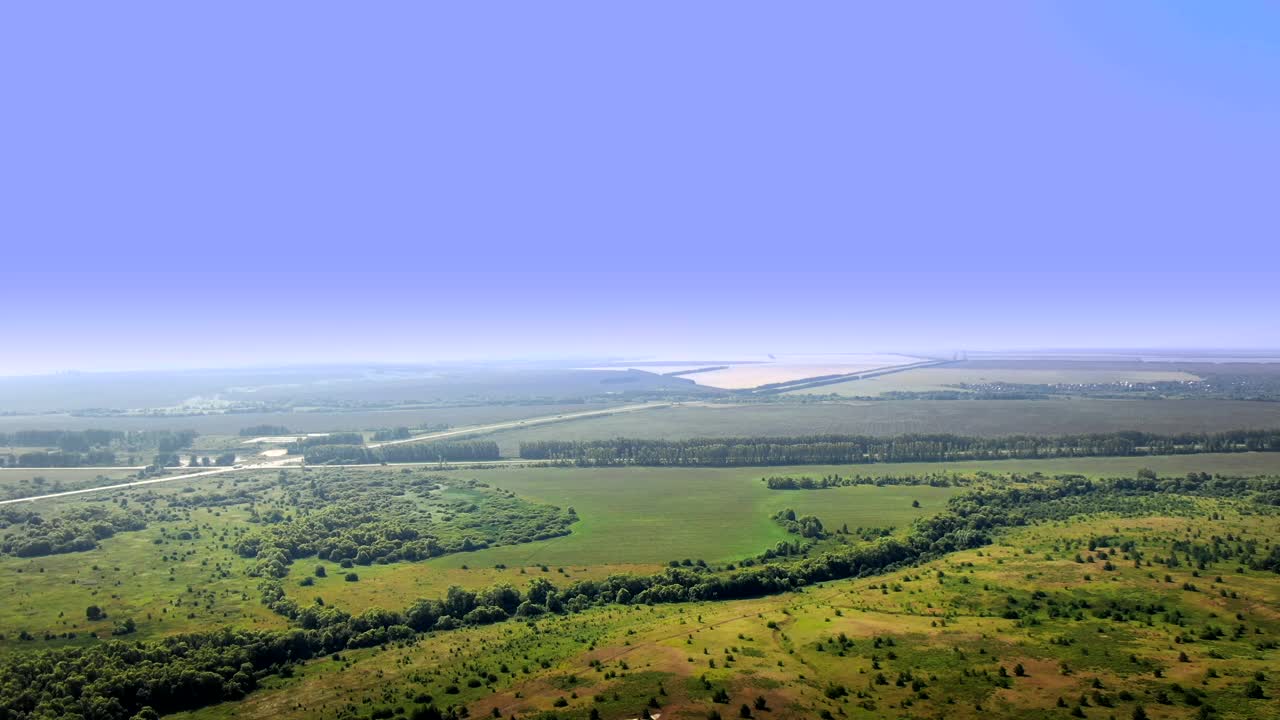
left=789, top=366, right=1203, bottom=396
left=281, top=469, right=960, bottom=615
left=0, top=499, right=286, bottom=650
left=8, top=454, right=1279, bottom=647
left=176, top=498, right=1280, bottom=720
left=487, top=399, right=1280, bottom=454
left=0, top=466, right=954, bottom=652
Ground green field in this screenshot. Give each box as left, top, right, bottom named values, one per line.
left=5, top=453, right=1280, bottom=719
left=484, top=399, right=1280, bottom=455
left=0, top=500, right=286, bottom=649
left=176, top=501, right=1280, bottom=720
left=281, top=469, right=960, bottom=615
left=421, top=466, right=960, bottom=567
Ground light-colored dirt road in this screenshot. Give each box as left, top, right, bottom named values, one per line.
left=365, top=401, right=669, bottom=448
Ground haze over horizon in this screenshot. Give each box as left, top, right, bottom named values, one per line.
left=1, top=270, right=1276, bottom=376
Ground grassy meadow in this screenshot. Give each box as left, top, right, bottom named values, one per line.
left=4, top=449, right=1279, bottom=719
left=174, top=496, right=1280, bottom=720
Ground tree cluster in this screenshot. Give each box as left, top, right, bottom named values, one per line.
left=0, top=506, right=146, bottom=557
left=302, top=441, right=500, bottom=465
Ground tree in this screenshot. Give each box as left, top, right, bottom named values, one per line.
left=315, top=565, right=326, bottom=577
left=85, top=605, right=104, bottom=621
left=754, top=696, right=768, bottom=711
left=1132, top=706, right=1149, bottom=720
left=739, top=703, right=753, bottom=718
left=912, top=499, right=920, bottom=508
left=1014, top=663, right=1026, bottom=677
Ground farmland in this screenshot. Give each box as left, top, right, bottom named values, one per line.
left=482, top=399, right=1280, bottom=454
left=788, top=365, right=1204, bottom=396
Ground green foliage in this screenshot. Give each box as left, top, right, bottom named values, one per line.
left=233, top=473, right=575, bottom=581
left=0, top=506, right=146, bottom=557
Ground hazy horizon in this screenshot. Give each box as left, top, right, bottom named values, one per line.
left=0, top=271, right=1276, bottom=376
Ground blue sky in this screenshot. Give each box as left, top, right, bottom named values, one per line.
left=1, top=3, right=1277, bottom=373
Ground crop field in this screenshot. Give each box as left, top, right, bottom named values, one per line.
left=788, top=365, right=1203, bottom=396
left=485, top=399, right=1280, bottom=454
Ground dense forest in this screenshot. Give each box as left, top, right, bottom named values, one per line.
left=519, top=429, right=1280, bottom=466
left=2, top=470, right=1276, bottom=720
left=303, top=441, right=500, bottom=465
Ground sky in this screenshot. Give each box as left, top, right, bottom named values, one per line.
left=1, top=3, right=1278, bottom=374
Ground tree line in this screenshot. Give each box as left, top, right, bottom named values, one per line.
left=762, top=473, right=969, bottom=489
left=239, top=425, right=291, bottom=436
left=518, top=429, right=1280, bottom=466
left=0, top=430, right=198, bottom=468
left=303, top=441, right=500, bottom=465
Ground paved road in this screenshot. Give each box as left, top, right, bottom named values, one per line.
left=0, top=402, right=667, bottom=505
left=0, top=457, right=299, bottom=506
